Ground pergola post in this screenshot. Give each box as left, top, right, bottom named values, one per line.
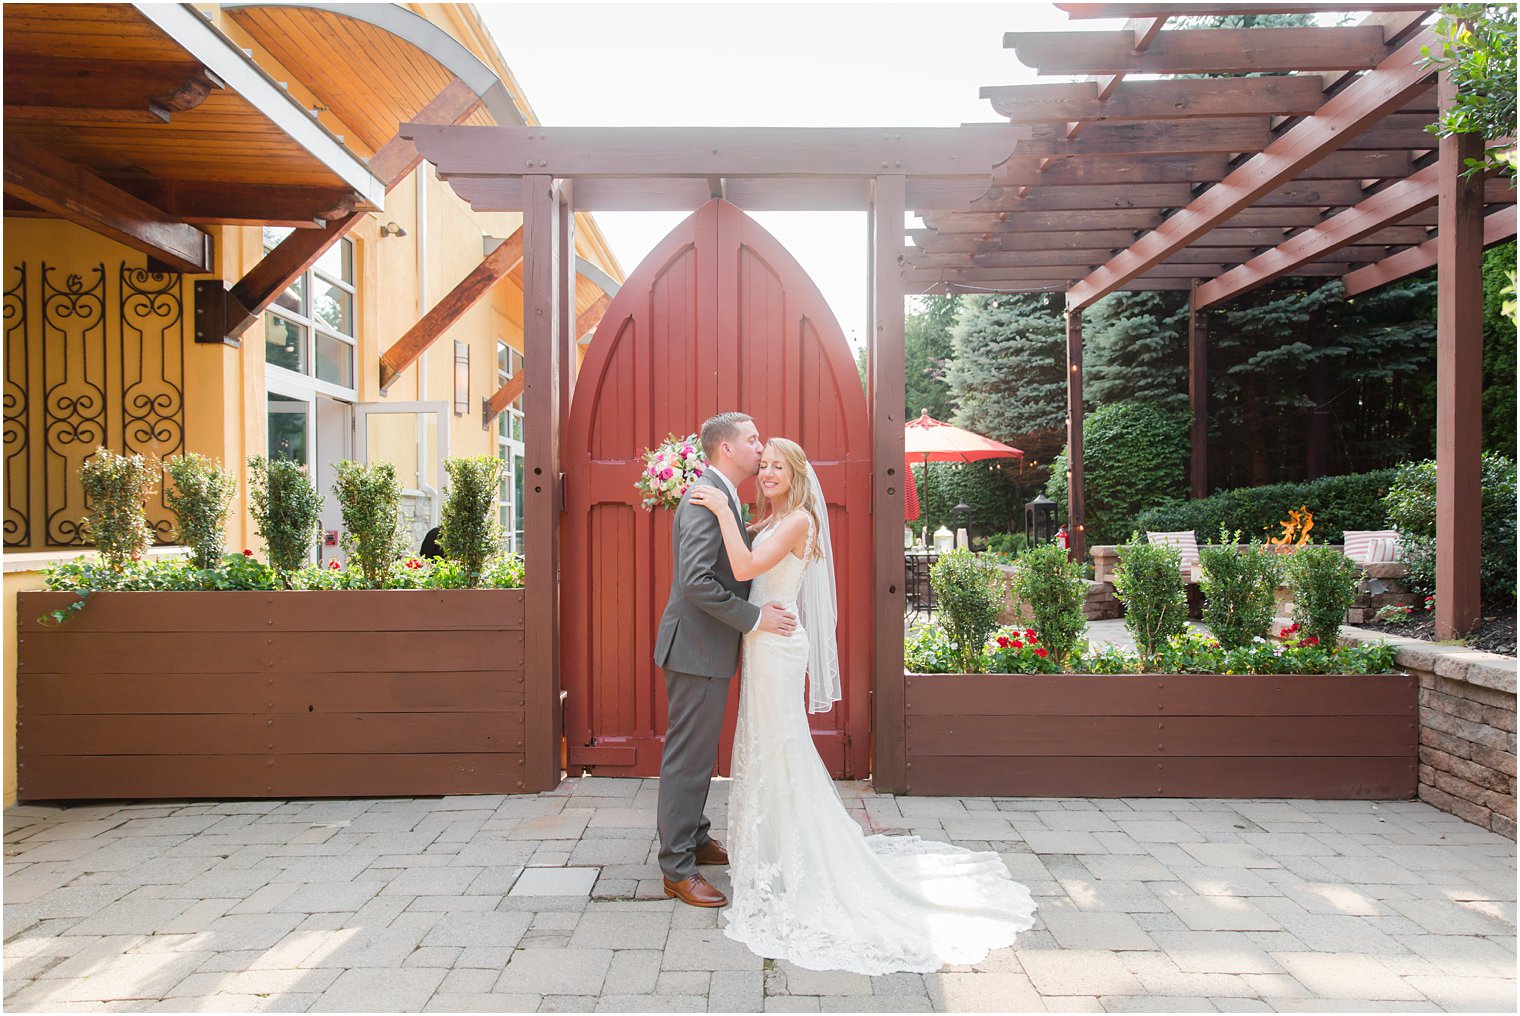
left=869, top=174, right=907, bottom=793
left=522, top=174, right=564, bottom=791
left=1188, top=279, right=1208, bottom=499
left=1434, top=71, right=1484, bottom=639
left=1065, top=307, right=1086, bottom=563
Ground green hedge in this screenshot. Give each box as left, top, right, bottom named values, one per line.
left=1132, top=468, right=1400, bottom=546
left=1383, top=454, right=1517, bottom=601
left=1046, top=401, right=1190, bottom=546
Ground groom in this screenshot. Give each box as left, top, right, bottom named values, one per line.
left=654, top=412, right=798, bottom=907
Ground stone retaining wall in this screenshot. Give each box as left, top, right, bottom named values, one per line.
left=1342, top=625, right=1517, bottom=839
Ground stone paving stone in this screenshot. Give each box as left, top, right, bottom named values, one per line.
left=268, top=879, right=386, bottom=914
left=1024, top=831, right=1106, bottom=854
left=403, top=946, right=461, bottom=968
left=495, top=947, right=612, bottom=995
left=872, top=972, right=929, bottom=998
left=1060, top=878, right=1170, bottom=914
left=662, top=928, right=765, bottom=971
left=505, top=811, right=593, bottom=841
left=1020, top=949, right=1144, bottom=995
left=423, top=992, right=543, bottom=1012
left=817, top=998, right=934, bottom=1012
left=1078, top=854, right=1179, bottom=882
left=709, top=968, right=764, bottom=1011
left=1212, top=998, right=1273, bottom=1012
left=1101, top=995, right=1219, bottom=1012
left=309, top=967, right=445, bottom=1012
left=600, top=948, right=662, bottom=994
left=33, top=950, right=214, bottom=1003
left=594, top=994, right=707, bottom=1012
left=453, top=945, right=513, bottom=969
left=1150, top=931, right=1285, bottom=975
left=1182, top=844, right=1282, bottom=869
left=567, top=909, right=671, bottom=950
left=1268, top=952, right=1424, bottom=1000
left=776, top=961, right=872, bottom=995
left=508, top=867, right=599, bottom=897
left=764, top=998, right=822, bottom=1012
left=656, top=970, right=711, bottom=994
left=1118, top=950, right=1257, bottom=998
left=1389, top=897, right=1515, bottom=935
left=1041, top=911, right=1156, bottom=951
left=1403, top=973, right=1516, bottom=1010
left=420, top=910, right=532, bottom=949
left=924, top=971, right=1043, bottom=1012
left=1166, top=896, right=1281, bottom=932
left=1270, top=912, right=1407, bottom=955
left=1171, top=867, right=1281, bottom=898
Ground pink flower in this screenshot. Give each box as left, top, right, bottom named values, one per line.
left=659, top=468, right=674, bottom=481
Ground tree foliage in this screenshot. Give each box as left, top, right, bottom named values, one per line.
left=1046, top=401, right=1190, bottom=546
left=947, top=293, right=1068, bottom=468
left=1425, top=2, right=1518, bottom=177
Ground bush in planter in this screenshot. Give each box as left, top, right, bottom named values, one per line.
left=1382, top=454, right=1517, bottom=600
left=440, top=455, right=507, bottom=586
left=247, top=455, right=324, bottom=587
left=164, top=453, right=236, bottom=569
left=1283, top=545, right=1363, bottom=647
left=1198, top=530, right=1282, bottom=650
left=1112, top=535, right=1188, bottom=665
left=928, top=548, right=1004, bottom=673
left=78, top=448, right=159, bottom=572
left=1008, top=542, right=1087, bottom=666
left=332, top=460, right=408, bottom=588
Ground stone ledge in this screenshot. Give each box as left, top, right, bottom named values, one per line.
left=1340, top=624, right=1517, bottom=695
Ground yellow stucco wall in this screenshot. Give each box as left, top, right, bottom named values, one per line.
left=1, top=6, right=620, bottom=808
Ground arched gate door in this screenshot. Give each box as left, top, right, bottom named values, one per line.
left=562, top=199, right=872, bottom=779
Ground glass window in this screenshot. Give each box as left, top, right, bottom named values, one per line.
left=496, top=339, right=527, bottom=554
left=315, top=332, right=354, bottom=387
left=315, top=241, right=353, bottom=285
left=268, top=393, right=309, bottom=465
left=313, top=280, right=352, bottom=334
left=265, top=313, right=306, bottom=373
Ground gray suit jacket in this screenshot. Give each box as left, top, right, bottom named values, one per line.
left=653, top=471, right=762, bottom=679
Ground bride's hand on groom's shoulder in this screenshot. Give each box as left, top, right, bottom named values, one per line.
left=687, top=487, right=726, bottom=515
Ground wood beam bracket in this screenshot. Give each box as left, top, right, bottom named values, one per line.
left=193, top=280, right=247, bottom=347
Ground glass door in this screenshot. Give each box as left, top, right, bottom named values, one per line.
left=353, top=400, right=450, bottom=555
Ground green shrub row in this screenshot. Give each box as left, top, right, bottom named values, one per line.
left=1132, top=468, right=1399, bottom=546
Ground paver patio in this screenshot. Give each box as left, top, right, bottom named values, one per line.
left=4, top=779, right=1514, bottom=1013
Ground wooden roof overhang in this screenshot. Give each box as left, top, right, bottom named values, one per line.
left=905, top=2, right=1517, bottom=307
left=1, top=3, right=393, bottom=272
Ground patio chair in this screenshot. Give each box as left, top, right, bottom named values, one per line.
left=1341, top=529, right=1402, bottom=565
left=1146, top=530, right=1202, bottom=583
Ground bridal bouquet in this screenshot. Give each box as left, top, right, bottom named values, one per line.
left=636, top=433, right=706, bottom=511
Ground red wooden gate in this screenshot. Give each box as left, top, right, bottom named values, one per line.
left=562, top=199, right=872, bottom=779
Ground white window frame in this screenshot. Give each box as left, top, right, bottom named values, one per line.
left=263, top=234, right=358, bottom=401
left=496, top=340, right=526, bottom=554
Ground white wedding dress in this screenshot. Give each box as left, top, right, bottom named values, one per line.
left=722, top=519, right=1038, bottom=974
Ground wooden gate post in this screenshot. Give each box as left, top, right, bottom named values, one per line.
left=869, top=175, right=907, bottom=793
left=1434, top=70, right=1484, bottom=640
left=1065, top=308, right=1086, bottom=564
left=1189, top=280, right=1208, bottom=500
left=523, top=174, right=564, bottom=791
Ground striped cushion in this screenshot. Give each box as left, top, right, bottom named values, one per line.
left=1366, top=536, right=1402, bottom=564
left=1146, top=530, right=1200, bottom=573
left=1342, top=529, right=1401, bottom=564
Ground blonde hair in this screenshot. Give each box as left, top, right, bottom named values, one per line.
left=757, top=437, right=825, bottom=562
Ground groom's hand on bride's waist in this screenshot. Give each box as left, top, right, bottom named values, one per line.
left=757, top=602, right=798, bottom=637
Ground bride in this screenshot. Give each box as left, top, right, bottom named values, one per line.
left=685, top=437, right=1037, bottom=975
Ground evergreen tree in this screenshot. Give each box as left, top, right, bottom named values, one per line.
left=1483, top=241, right=1518, bottom=457
left=1083, top=291, right=1190, bottom=411
left=904, top=295, right=959, bottom=420
left=946, top=293, right=1067, bottom=466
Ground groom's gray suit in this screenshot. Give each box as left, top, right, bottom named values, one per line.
left=654, top=469, right=761, bottom=882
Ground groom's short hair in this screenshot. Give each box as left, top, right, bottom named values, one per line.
left=700, top=412, right=753, bottom=459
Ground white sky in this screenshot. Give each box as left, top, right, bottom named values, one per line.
left=478, top=0, right=1123, bottom=350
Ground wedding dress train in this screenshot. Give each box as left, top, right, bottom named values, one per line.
left=721, top=520, right=1038, bottom=974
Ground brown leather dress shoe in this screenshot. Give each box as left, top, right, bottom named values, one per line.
left=695, top=838, right=730, bottom=865
left=663, top=874, right=728, bottom=908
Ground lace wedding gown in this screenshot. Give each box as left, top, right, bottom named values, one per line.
left=722, top=519, right=1038, bottom=974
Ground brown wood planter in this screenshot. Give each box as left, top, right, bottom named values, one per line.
left=16, top=590, right=531, bottom=801
left=904, top=672, right=1417, bottom=799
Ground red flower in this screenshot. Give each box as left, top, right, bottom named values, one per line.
left=242, top=549, right=254, bottom=557
left=1033, top=647, right=1048, bottom=658
left=1303, top=636, right=1319, bottom=646
left=1023, top=629, right=1038, bottom=641
left=1010, top=640, right=1024, bottom=650
left=328, top=560, right=340, bottom=570
left=996, top=637, right=1010, bottom=648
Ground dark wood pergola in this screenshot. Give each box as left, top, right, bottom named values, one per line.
left=403, top=1, right=1510, bottom=791
left=911, top=1, right=1513, bottom=643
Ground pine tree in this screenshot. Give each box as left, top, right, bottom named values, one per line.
left=1083, top=291, right=1190, bottom=411
left=904, top=295, right=959, bottom=420
left=945, top=292, right=1067, bottom=465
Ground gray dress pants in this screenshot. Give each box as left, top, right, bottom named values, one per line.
left=657, top=668, right=731, bottom=881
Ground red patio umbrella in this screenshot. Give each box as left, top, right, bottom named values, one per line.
left=904, top=460, right=921, bottom=521
left=904, top=410, right=1023, bottom=538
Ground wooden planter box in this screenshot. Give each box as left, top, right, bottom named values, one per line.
left=904, top=672, right=1417, bottom=799
left=16, top=590, right=530, bottom=801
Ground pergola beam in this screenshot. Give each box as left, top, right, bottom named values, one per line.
left=440, top=175, right=997, bottom=213
left=2, top=137, right=212, bottom=274
left=1341, top=206, right=1518, bottom=295
left=1194, top=165, right=1439, bottom=309
left=379, top=227, right=524, bottom=392
left=1066, top=29, right=1434, bottom=311
left=1059, top=3, right=1438, bottom=17
left=985, top=76, right=1328, bottom=123
left=1006, top=26, right=1392, bottom=76
left=403, top=125, right=1027, bottom=178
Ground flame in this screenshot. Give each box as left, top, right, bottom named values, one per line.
left=1268, top=506, right=1314, bottom=549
